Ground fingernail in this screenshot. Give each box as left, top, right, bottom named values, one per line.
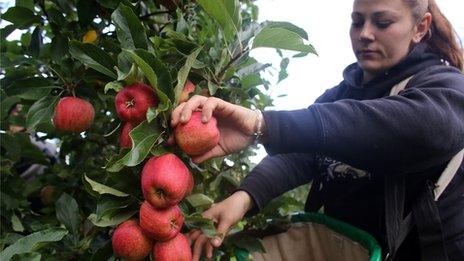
left=212, top=238, right=220, bottom=246
left=202, top=116, right=207, bottom=122
left=181, top=115, right=186, bottom=122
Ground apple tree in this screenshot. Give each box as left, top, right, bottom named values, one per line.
left=0, top=0, right=316, bottom=259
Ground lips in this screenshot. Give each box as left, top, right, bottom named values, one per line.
left=358, top=49, right=378, bottom=55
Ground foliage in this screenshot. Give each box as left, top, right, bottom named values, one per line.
left=0, top=0, right=316, bottom=259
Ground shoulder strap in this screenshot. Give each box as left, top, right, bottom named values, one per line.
left=434, top=149, right=464, bottom=200
left=385, top=76, right=463, bottom=260
left=389, top=76, right=414, bottom=95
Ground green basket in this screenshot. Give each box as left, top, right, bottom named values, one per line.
left=244, top=212, right=382, bottom=261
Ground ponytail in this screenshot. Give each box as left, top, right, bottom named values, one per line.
left=426, top=0, right=463, bottom=70
left=406, top=0, right=463, bottom=70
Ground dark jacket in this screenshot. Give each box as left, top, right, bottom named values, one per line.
left=239, top=43, right=464, bottom=260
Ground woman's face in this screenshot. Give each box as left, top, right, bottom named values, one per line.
left=350, top=0, right=427, bottom=81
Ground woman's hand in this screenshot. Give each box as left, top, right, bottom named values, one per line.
left=188, top=191, right=253, bottom=260
left=171, top=95, right=259, bottom=163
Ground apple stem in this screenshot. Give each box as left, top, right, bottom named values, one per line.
left=170, top=220, right=178, bottom=230
left=125, top=99, right=135, bottom=108
left=155, top=189, right=165, bottom=197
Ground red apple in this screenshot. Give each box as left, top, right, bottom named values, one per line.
left=53, top=97, right=94, bottom=132
left=141, top=154, right=193, bottom=209
left=115, top=82, right=158, bottom=124
left=112, top=219, right=153, bottom=261
left=153, top=233, right=192, bottom=261
left=139, top=201, right=184, bottom=242
left=174, top=111, right=220, bottom=156
left=120, top=122, right=134, bottom=149
left=179, top=80, right=195, bottom=103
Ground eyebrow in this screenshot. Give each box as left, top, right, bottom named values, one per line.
left=351, top=11, right=400, bottom=19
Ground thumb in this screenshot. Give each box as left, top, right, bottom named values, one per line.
left=211, top=219, right=231, bottom=247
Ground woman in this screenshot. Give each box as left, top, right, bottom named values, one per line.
left=171, top=0, right=464, bottom=260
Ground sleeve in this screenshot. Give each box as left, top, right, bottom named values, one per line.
left=262, top=68, right=464, bottom=174
left=237, top=153, right=317, bottom=215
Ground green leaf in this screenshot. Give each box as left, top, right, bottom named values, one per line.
left=88, top=210, right=137, bottom=227
left=116, top=63, right=139, bottom=83
left=186, top=193, right=214, bottom=208
left=11, top=252, right=41, bottom=261
left=2, top=7, right=41, bottom=29
left=104, top=81, right=123, bottom=94
left=5, top=77, right=60, bottom=100
left=263, top=21, right=309, bottom=40
left=96, top=196, right=133, bottom=219
left=132, top=49, right=173, bottom=100
left=106, top=121, right=164, bottom=172
left=55, top=193, right=80, bottom=235
left=50, top=35, right=69, bottom=61
left=11, top=214, right=24, bottom=233
left=15, top=0, right=34, bottom=11
left=1, top=25, right=16, bottom=41
left=252, top=27, right=317, bottom=54
left=174, top=47, right=202, bottom=104
left=25, top=95, right=60, bottom=131
left=76, top=0, right=98, bottom=27
left=123, top=50, right=157, bottom=91
left=29, top=26, right=42, bottom=57
left=278, top=57, right=290, bottom=83
left=146, top=99, right=170, bottom=123
left=240, top=74, right=263, bottom=89
left=227, top=233, right=265, bottom=253
left=207, top=81, right=220, bottom=96
left=69, top=41, right=117, bottom=79
left=84, top=175, right=129, bottom=197
left=47, top=6, right=65, bottom=26
left=184, top=213, right=217, bottom=237
left=111, top=3, right=149, bottom=50
left=197, top=0, right=241, bottom=41
left=0, top=228, right=68, bottom=261
left=1, top=96, right=21, bottom=120
left=96, top=0, right=122, bottom=9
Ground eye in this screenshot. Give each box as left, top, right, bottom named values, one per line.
left=376, top=21, right=392, bottom=29
left=351, top=19, right=364, bottom=28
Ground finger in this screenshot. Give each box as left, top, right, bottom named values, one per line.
left=206, top=241, right=214, bottom=259
left=191, top=145, right=225, bottom=164
left=211, top=218, right=232, bottom=247
left=192, top=234, right=208, bottom=261
left=180, top=95, right=208, bottom=123
left=187, top=230, right=202, bottom=242
left=200, top=97, right=223, bottom=123
left=171, top=102, right=186, bottom=127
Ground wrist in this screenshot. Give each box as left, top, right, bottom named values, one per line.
left=232, top=190, right=253, bottom=213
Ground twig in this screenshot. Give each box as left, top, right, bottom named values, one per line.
left=139, top=10, right=172, bottom=20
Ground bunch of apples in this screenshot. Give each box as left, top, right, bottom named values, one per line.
left=111, top=81, right=221, bottom=260
left=112, top=153, right=194, bottom=260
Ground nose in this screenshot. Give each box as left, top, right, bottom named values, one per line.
left=359, top=22, right=375, bottom=42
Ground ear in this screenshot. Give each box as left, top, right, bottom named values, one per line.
left=412, top=12, right=432, bottom=43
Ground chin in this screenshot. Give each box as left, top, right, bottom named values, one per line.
left=358, top=61, right=385, bottom=75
